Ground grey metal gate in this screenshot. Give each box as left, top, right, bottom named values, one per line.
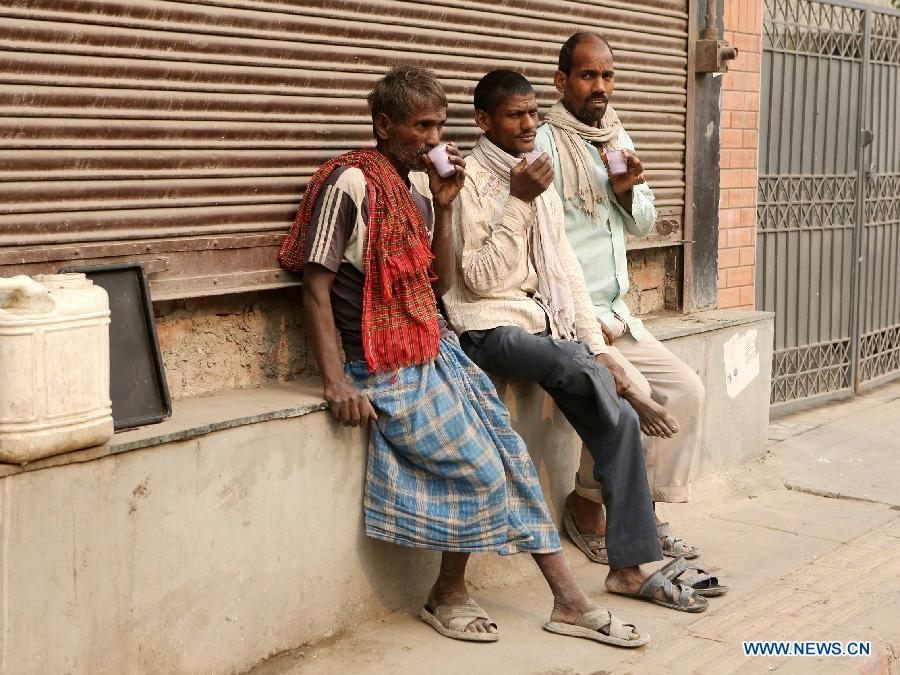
left=757, top=0, right=900, bottom=411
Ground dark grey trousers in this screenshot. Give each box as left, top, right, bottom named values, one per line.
left=461, top=325, right=663, bottom=569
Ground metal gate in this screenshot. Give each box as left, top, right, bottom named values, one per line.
left=757, top=0, right=900, bottom=410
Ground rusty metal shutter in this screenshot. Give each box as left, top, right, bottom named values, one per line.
left=0, top=0, right=688, bottom=299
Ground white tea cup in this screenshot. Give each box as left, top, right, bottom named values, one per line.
left=426, top=144, right=456, bottom=178
left=606, top=149, right=628, bottom=175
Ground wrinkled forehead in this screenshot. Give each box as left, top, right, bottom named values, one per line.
left=570, top=38, right=615, bottom=71
left=399, top=102, right=448, bottom=125
left=495, top=92, right=538, bottom=112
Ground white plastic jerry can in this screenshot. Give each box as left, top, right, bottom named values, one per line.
left=0, top=274, right=114, bottom=463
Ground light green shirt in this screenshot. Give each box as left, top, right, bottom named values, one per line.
left=535, top=125, right=657, bottom=341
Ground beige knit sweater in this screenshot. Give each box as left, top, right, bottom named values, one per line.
left=443, top=153, right=608, bottom=355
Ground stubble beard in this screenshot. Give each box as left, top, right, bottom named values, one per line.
left=563, top=96, right=605, bottom=127
left=384, top=136, right=425, bottom=171
left=578, top=100, right=607, bottom=126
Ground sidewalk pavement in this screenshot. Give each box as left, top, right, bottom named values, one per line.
left=252, top=380, right=900, bottom=675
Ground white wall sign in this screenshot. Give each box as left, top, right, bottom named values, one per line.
left=724, top=329, right=760, bottom=398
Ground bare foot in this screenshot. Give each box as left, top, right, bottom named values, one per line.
left=605, top=566, right=698, bottom=608
left=426, top=583, right=496, bottom=635
left=626, top=391, right=679, bottom=438
left=549, top=597, right=615, bottom=635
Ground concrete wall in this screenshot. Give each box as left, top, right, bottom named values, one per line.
left=650, top=312, right=774, bottom=474
left=0, top=410, right=440, bottom=675
left=151, top=249, right=677, bottom=403
left=0, top=312, right=772, bottom=675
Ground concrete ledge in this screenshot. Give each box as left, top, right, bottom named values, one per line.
left=643, top=308, right=775, bottom=341
left=0, top=378, right=327, bottom=479
left=0, top=399, right=422, bottom=675
left=0, top=310, right=774, bottom=674
left=0, top=309, right=772, bottom=482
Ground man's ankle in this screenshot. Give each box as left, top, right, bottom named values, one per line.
left=568, top=491, right=606, bottom=533
left=432, top=575, right=468, bottom=596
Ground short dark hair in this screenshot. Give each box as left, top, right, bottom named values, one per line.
left=558, top=33, right=613, bottom=74
left=473, top=70, right=534, bottom=113
left=366, top=65, right=448, bottom=123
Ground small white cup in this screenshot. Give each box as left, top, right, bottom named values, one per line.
left=426, top=144, right=456, bottom=178
left=524, top=150, right=545, bottom=165
left=606, top=149, right=628, bottom=175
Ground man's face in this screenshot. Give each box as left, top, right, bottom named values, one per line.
left=554, top=39, right=616, bottom=126
left=377, top=103, right=447, bottom=171
left=475, top=92, right=539, bottom=156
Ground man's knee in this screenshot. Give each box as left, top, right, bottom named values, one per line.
left=468, top=454, right=507, bottom=495
left=679, top=366, right=705, bottom=408
left=543, top=345, right=595, bottom=393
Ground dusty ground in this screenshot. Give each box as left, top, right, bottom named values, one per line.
left=251, top=380, right=900, bottom=675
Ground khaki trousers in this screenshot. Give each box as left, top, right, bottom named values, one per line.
left=575, top=330, right=705, bottom=503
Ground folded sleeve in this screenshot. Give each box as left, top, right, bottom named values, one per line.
left=612, top=129, right=657, bottom=237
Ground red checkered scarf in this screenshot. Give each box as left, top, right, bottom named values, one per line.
left=278, top=149, right=440, bottom=372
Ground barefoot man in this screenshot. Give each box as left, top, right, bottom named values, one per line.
left=280, top=65, right=655, bottom=647
left=535, top=33, right=707, bottom=563
left=445, top=69, right=706, bottom=614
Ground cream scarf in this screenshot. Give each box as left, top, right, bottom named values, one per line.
left=543, top=100, right=622, bottom=217
left=470, top=135, right=577, bottom=340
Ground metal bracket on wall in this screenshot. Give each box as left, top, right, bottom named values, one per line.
left=695, top=39, right=739, bottom=73
left=695, top=0, right=738, bottom=73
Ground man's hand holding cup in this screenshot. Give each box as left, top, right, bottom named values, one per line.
left=601, top=148, right=645, bottom=196
left=423, top=142, right=466, bottom=208
left=509, top=151, right=553, bottom=202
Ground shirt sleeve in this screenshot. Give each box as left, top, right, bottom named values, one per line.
left=304, top=167, right=361, bottom=272
left=611, top=129, right=657, bottom=237
left=454, top=173, right=533, bottom=296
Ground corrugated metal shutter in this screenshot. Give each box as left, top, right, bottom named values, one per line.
left=0, top=0, right=688, bottom=300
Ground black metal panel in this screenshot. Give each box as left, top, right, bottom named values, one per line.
left=59, top=262, right=171, bottom=430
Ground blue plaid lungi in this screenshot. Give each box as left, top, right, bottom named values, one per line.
left=346, top=337, right=561, bottom=555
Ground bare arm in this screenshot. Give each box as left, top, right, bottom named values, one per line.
left=302, top=263, right=376, bottom=427
left=421, top=143, right=466, bottom=297
left=430, top=203, right=454, bottom=297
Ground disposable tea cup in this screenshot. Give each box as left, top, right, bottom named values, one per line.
left=524, top=150, right=545, bottom=165
left=606, top=149, right=628, bottom=175
left=426, top=144, right=456, bottom=178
